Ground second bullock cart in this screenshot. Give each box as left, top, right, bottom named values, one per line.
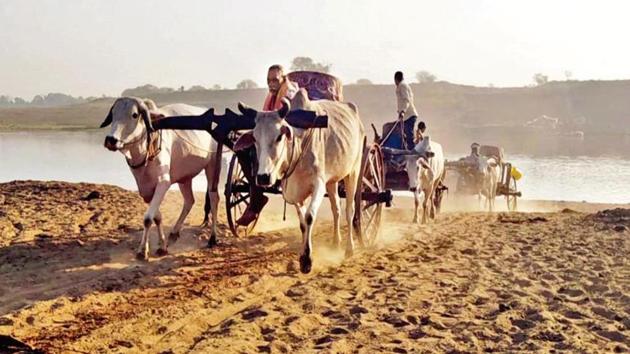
left=445, top=145, right=522, bottom=211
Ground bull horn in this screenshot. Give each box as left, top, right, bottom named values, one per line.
left=371, top=123, right=381, bottom=143
left=237, top=102, right=257, bottom=118
left=278, top=98, right=290, bottom=118
left=100, top=106, right=113, bottom=128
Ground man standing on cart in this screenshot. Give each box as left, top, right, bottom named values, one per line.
left=236, top=64, right=298, bottom=226
left=395, top=71, right=418, bottom=150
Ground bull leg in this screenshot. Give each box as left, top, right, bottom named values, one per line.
left=201, top=191, right=211, bottom=227
left=169, top=180, right=194, bottom=243
left=138, top=180, right=170, bottom=261
left=478, top=191, right=483, bottom=210
left=344, top=171, right=359, bottom=256
left=429, top=182, right=438, bottom=219
left=295, top=202, right=306, bottom=235
left=422, top=188, right=431, bottom=224
left=413, top=189, right=421, bottom=224
left=299, top=180, right=325, bottom=274
left=155, top=210, right=168, bottom=256
left=326, top=182, right=342, bottom=249
left=204, top=161, right=221, bottom=247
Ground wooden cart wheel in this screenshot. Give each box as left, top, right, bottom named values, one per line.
left=354, top=142, right=385, bottom=247
left=507, top=178, right=518, bottom=212
left=225, top=154, right=258, bottom=237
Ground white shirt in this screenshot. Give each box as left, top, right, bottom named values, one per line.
left=396, top=81, right=418, bottom=120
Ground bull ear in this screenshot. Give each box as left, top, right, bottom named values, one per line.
left=238, top=102, right=257, bottom=118
left=278, top=98, right=290, bottom=118
left=233, top=132, right=255, bottom=151
left=100, top=106, right=113, bottom=128
left=280, top=125, right=292, bottom=140
left=140, top=108, right=154, bottom=132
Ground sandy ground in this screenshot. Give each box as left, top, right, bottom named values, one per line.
left=0, top=181, right=629, bottom=353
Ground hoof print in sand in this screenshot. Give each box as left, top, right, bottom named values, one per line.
left=242, top=308, right=268, bottom=321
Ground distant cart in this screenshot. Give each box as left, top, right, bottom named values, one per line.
left=445, top=145, right=522, bottom=211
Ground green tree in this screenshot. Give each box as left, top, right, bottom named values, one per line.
left=188, top=85, right=207, bottom=91
left=290, top=56, right=331, bottom=73
left=355, top=78, right=373, bottom=85
left=533, top=73, right=548, bottom=86
left=236, top=79, right=259, bottom=89
left=415, top=71, right=437, bottom=83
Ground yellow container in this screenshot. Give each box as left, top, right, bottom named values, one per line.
left=511, top=166, right=523, bottom=180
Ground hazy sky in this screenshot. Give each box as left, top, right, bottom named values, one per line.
left=1, top=0, right=629, bottom=99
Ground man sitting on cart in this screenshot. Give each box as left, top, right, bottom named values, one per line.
left=414, top=121, right=427, bottom=144
left=237, top=64, right=299, bottom=226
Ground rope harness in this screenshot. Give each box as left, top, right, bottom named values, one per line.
left=125, top=130, right=162, bottom=169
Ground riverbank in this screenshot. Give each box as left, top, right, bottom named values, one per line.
left=0, top=181, right=628, bottom=353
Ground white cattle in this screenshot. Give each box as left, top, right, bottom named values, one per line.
left=100, top=97, right=224, bottom=260
left=404, top=137, right=446, bottom=224
left=233, top=89, right=365, bottom=273
left=476, top=156, right=500, bottom=212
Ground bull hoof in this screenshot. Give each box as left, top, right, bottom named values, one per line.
left=344, top=248, right=354, bottom=258
left=200, top=218, right=209, bottom=228
left=168, top=232, right=180, bottom=243
left=156, top=248, right=168, bottom=257
left=207, top=234, right=218, bottom=248
left=135, top=251, right=148, bottom=261
left=299, top=254, right=312, bottom=274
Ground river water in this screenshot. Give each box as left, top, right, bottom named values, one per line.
left=1, top=131, right=629, bottom=204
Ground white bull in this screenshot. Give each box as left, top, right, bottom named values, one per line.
left=404, top=137, right=446, bottom=224
left=477, top=156, right=500, bottom=212
left=100, top=97, right=224, bottom=260
left=234, top=89, right=365, bottom=274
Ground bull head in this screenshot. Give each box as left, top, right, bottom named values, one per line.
left=99, top=99, right=154, bottom=132
left=237, top=99, right=328, bottom=131
left=100, top=98, right=156, bottom=154
left=232, top=99, right=329, bottom=187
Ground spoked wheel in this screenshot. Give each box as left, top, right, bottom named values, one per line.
left=354, top=142, right=385, bottom=247
left=225, top=154, right=259, bottom=237
left=507, top=178, right=518, bottom=212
